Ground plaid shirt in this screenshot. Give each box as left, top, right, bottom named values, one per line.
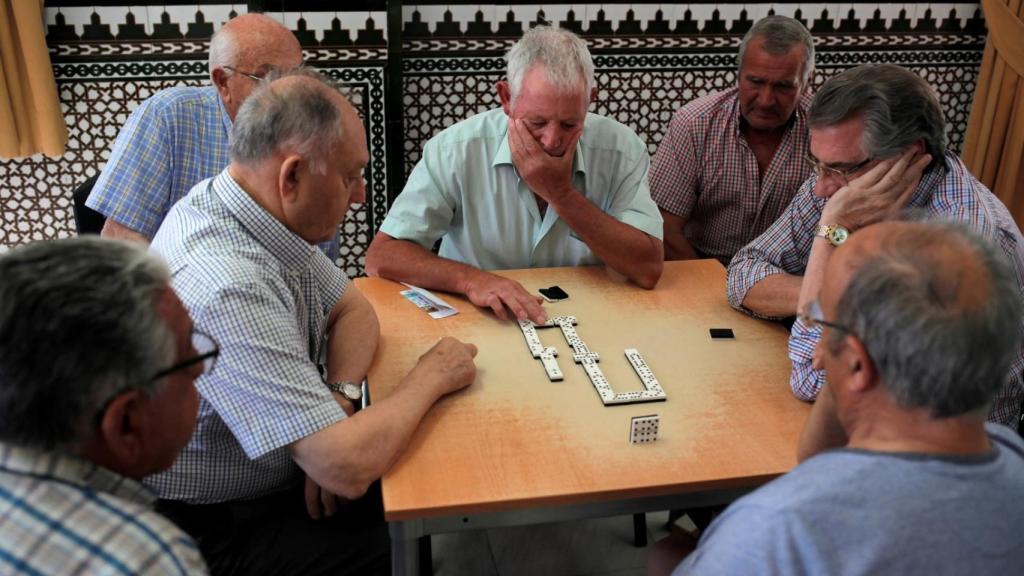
left=650, top=87, right=813, bottom=264
left=87, top=86, right=338, bottom=259
left=146, top=169, right=349, bottom=504
left=0, top=443, right=206, bottom=575
left=727, top=153, right=1024, bottom=426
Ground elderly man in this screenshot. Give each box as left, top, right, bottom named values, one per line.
left=0, top=237, right=208, bottom=575
left=651, top=15, right=814, bottom=264
left=146, top=70, right=478, bottom=574
left=726, top=64, right=1024, bottom=428
left=653, top=221, right=1024, bottom=575
left=365, top=26, right=664, bottom=324
left=86, top=14, right=326, bottom=247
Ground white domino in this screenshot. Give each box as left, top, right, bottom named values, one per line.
left=539, top=346, right=563, bottom=381
left=630, top=414, right=660, bottom=444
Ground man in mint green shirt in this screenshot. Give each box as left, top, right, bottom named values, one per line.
left=366, top=26, right=664, bottom=324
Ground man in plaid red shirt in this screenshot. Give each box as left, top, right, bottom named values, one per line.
left=650, top=16, right=814, bottom=265
left=727, top=64, right=1024, bottom=430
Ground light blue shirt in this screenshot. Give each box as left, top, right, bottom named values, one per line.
left=380, top=108, right=662, bottom=270
left=146, top=169, right=348, bottom=504
left=89, top=85, right=338, bottom=259
left=675, top=423, right=1024, bottom=575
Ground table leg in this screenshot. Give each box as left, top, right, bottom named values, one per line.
left=390, top=523, right=421, bottom=576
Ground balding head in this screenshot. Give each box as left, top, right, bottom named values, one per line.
left=821, top=221, right=1020, bottom=418
left=209, top=13, right=303, bottom=119
left=229, top=69, right=367, bottom=244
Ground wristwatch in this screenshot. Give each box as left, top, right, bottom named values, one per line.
left=327, top=380, right=363, bottom=403
left=816, top=223, right=850, bottom=247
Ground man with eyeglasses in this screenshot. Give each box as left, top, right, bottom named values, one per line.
left=652, top=221, right=1024, bottom=575
left=85, top=13, right=341, bottom=257
left=146, top=70, right=479, bottom=575
left=650, top=16, right=815, bottom=265
left=0, top=237, right=210, bottom=575
left=726, top=64, right=1024, bottom=430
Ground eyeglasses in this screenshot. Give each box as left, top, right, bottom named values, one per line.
left=223, top=65, right=269, bottom=82
left=93, top=330, right=219, bottom=427
left=798, top=299, right=858, bottom=339
left=804, top=155, right=874, bottom=183
left=149, top=329, right=220, bottom=382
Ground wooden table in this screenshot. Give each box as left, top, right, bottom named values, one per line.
left=356, top=260, right=810, bottom=576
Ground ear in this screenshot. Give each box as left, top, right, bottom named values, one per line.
left=843, top=336, right=878, bottom=394
left=211, top=68, right=231, bottom=100
left=92, top=390, right=148, bottom=474
left=278, top=155, right=303, bottom=205
left=589, top=86, right=598, bottom=104
left=496, top=80, right=513, bottom=115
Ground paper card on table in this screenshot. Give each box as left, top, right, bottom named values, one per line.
left=399, top=283, right=458, bottom=319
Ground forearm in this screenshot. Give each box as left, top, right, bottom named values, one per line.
left=291, top=366, right=447, bottom=498
left=100, top=218, right=149, bottom=244
left=796, top=238, right=836, bottom=314
left=796, top=385, right=848, bottom=462
left=740, top=273, right=802, bottom=318
left=325, top=290, right=380, bottom=383
left=552, top=190, right=664, bottom=288
left=365, top=233, right=490, bottom=296
left=661, top=210, right=698, bottom=261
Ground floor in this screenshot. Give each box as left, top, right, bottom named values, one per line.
left=428, top=511, right=677, bottom=576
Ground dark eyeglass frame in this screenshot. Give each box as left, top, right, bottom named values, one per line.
left=148, top=330, right=220, bottom=382
left=798, top=299, right=859, bottom=340
left=804, top=155, right=874, bottom=183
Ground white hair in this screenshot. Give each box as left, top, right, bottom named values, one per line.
left=506, top=26, right=595, bottom=101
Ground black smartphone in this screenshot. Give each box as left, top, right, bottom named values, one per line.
left=539, top=286, right=569, bottom=302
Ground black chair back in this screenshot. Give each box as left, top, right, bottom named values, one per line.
left=72, top=175, right=105, bottom=234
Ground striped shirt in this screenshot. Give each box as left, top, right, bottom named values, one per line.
left=0, top=443, right=206, bottom=575
left=87, top=85, right=338, bottom=259
left=727, top=153, right=1024, bottom=426
left=649, top=87, right=813, bottom=264
left=146, top=169, right=349, bottom=503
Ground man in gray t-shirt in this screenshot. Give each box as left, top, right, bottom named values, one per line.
left=653, top=220, right=1024, bottom=574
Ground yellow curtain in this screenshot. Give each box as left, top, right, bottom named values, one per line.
left=0, top=0, right=67, bottom=158
left=964, top=0, right=1024, bottom=225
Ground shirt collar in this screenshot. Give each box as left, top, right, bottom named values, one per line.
left=908, top=153, right=949, bottom=207
left=0, top=442, right=155, bottom=507
left=491, top=115, right=587, bottom=176
left=211, top=168, right=318, bottom=273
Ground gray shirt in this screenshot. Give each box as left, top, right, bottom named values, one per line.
left=676, top=423, right=1024, bottom=575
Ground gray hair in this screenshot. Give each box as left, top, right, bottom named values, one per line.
left=828, top=222, right=1021, bottom=418
left=738, top=15, right=815, bottom=85
left=0, top=238, right=175, bottom=451
left=506, top=26, right=595, bottom=101
left=809, top=64, right=946, bottom=170
left=207, top=21, right=237, bottom=73
left=230, top=67, right=344, bottom=175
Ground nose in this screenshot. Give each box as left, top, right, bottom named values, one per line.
left=756, top=85, right=775, bottom=107
left=351, top=178, right=367, bottom=204
left=812, top=173, right=843, bottom=199
left=539, top=126, right=562, bottom=153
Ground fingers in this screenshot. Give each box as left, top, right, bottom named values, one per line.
left=321, top=488, right=338, bottom=518
left=304, top=475, right=321, bottom=520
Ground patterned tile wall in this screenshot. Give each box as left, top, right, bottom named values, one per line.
left=0, top=2, right=988, bottom=280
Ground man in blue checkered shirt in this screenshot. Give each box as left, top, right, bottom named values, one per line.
left=147, top=70, right=479, bottom=575
left=0, top=237, right=208, bottom=575
left=85, top=13, right=346, bottom=259
left=727, top=64, right=1024, bottom=431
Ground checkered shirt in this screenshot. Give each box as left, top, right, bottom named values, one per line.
left=649, top=87, right=813, bottom=264
left=0, top=443, right=206, bottom=575
left=727, top=153, right=1024, bottom=426
left=87, top=85, right=338, bottom=259
left=145, top=169, right=349, bottom=504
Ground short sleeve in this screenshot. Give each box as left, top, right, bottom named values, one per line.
left=378, top=137, right=457, bottom=249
